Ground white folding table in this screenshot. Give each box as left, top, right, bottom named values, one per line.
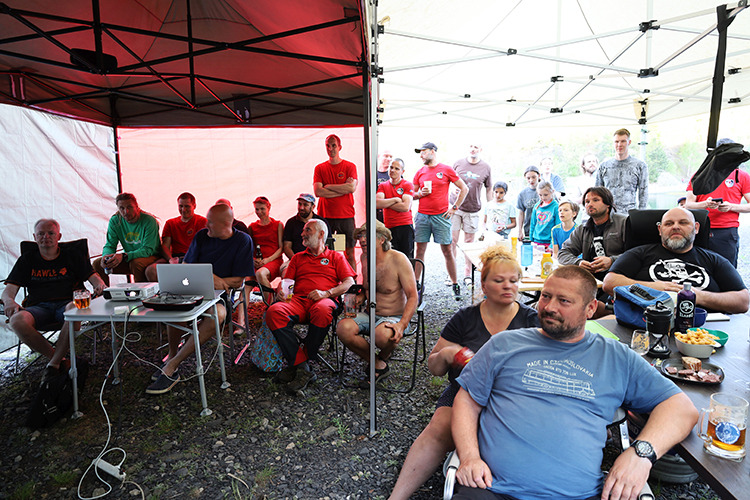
left=64, top=292, right=229, bottom=417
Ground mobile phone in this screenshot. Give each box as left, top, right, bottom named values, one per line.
left=713, top=198, right=723, bottom=203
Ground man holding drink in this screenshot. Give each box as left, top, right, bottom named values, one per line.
left=2, top=219, right=105, bottom=384
left=266, top=219, right=355, bottom=393
left=336, top=221, right=418, bottom=386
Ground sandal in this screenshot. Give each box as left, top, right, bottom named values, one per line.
left=359, top=363, right=390, bottom=389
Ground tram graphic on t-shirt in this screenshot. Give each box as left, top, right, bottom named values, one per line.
left=648, top=259, right=710, bottom=289
left=521, top=359, right=595, bottom=401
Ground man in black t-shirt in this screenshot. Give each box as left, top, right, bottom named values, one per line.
left=281, top=193, right=330, bottom=275
left=604, top=207, right=749, bottom=313
left=1, top=219, right=105, bottom=381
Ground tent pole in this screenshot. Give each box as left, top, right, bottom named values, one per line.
left=109, top=93, right=122, bottom=193
left=365, top=0, right=379, bottom=438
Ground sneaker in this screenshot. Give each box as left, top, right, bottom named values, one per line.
left=452, top=283, right=461, bottom=301
left=146, top=370, right=180, bottom=395
left=286, top=368, right=316, bottom=393
left=275, top=365, right=297, bottom=383
left=151, top=365, right=167, bottom=382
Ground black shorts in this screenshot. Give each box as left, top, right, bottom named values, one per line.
left=325, top=217, right=356, bottom=248
left=389, top=224, right=415, bottom=258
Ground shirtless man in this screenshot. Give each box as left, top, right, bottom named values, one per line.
left=336, top=221, right=418, bottom=385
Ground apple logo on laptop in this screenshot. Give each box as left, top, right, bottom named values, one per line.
left=182, top=278, right=190, bottom=286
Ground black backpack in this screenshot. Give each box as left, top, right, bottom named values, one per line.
left=26, top=358, right=89, bottom=429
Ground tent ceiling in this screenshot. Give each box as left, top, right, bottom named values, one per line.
left=0, top=0, right=367, bottom=126
left=377, top=0, right=750, bottom=129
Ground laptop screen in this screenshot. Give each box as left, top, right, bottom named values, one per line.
left=156, top=263, right=215, bottom=299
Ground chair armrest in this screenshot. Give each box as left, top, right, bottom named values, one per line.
left=442, top=451, right=460, bottom=500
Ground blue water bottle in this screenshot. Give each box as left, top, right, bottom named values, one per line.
left=521, top=238, right=533, bottom=267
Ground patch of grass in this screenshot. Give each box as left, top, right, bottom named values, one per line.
left=332, top=416, right=349, bottom=440
left=430, top=376, right=444, bottom=387
left=156, top=412, right=181, bottom=435
left=254, top=465, right=275, bottom=489
left=51, top=469, right=77, bottom=487
left=9, top=480, right=35, bottom=500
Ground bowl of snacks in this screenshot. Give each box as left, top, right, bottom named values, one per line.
left=687, top=327, right=728, bottom=346
left=674, top=329, right=717, bottom=358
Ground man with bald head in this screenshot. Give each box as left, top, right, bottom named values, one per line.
left=604, top=207, right=748, bottom=313
left=146, top=203, right=255, bottom=394
left=266, top=218, right=355, bottom=393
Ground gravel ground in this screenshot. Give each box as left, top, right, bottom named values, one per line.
left=0, top=239, right=736, bottom=499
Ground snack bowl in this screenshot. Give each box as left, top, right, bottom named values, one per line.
left=686, top=327, right=728, bottom=347
left=675, top=337, right=715, bottom=358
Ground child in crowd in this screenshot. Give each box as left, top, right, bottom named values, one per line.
left=529, top=181, right=559, bottom=250
left=484, top=181, right=517, bottom=237
left=551, top=200, right=579, bottom=259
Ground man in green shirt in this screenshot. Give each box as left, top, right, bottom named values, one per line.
left=93, top=192, right=161, bottom=284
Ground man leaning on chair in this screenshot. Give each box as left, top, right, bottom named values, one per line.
left=2, top=219, right=105, bottom=384
left=451, top=266, right=698, bottom=500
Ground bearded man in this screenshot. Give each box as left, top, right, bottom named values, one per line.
left=603, top=207, right=748, bottom=313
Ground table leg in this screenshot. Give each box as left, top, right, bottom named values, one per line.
left=471, top=263, right=476, bottom=304
left=68, top=322, right=83, bottom=419
left=192, top=317, right=212, bottom=417
left=110, top=319, right=120, bottom=385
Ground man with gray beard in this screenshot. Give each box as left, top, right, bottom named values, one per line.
left=603, top=207, right=748, bottom=313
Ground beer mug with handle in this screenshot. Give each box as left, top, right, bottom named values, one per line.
left=698, top=393, right=747, bottom=461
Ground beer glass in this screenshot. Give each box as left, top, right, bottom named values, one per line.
left=630, top=329, right=649, bottom=355
left=342, top=293, right=358, bottom=318
left=74, top=289, right=91, bottom=309
left=698, top=393, right=747, bottom=461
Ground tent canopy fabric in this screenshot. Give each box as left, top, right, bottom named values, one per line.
left=0, top=0, right=367, bottom=126
left=377, top=0, right=750, bottom=129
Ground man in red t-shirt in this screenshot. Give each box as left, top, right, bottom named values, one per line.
left=313, top=134, right=358, bottom=271
left=413, top=142, right=468, bottom=300
left=377, top=158, right=415, bottom=257
left=685, top=139, right=750, bottom=267
left=265, top=219, right=355, bottom=393
left=145, top=192, right=207, bottom=281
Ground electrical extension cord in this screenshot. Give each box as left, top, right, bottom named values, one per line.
left=95, top=458, right=125, bottom=481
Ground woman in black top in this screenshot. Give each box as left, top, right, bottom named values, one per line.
left=390, top=245, right=539, bottom=499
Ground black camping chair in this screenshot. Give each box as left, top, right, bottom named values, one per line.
left=624, top=209, right=710, bottom=250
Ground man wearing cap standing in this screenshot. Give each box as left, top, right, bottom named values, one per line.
left=413, top=142, right=469, bottom=300
left=450, top=144, right=493, bottom=285
left=313, top=134, right=358, bottom=271
left=282, top=194, right=330, bottom=275
left=516, top=166, right=541, bottom=239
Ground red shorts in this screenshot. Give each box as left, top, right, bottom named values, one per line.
left=259, top=258, right=283, bottom=280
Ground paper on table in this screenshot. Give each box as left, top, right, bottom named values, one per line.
left=586, top=321, right=620, bottom=341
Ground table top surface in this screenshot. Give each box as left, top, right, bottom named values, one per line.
left=598, top=316, right=750, bottom=500
left=64, top=293, right=221, bottom=322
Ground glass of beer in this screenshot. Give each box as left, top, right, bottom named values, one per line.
left=698, top=393, right=747, bottom=461
left=74, top=289, right=91, bottom=309
left=629, top=329, right=649, bottom=355
left=342, top=293, right=358, bottom=318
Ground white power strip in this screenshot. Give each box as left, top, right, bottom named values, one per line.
left=96, top=458, right=125, bottom=481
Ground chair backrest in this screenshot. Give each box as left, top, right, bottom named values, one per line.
left=410, top=257, right=425, bottom=307
left=624, top=209, right=710, bottom=250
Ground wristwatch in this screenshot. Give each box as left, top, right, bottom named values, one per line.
left=451, top=204, right=458, bottom=210
left=631, top=440, right=657, bottom=464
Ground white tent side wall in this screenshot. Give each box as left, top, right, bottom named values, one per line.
left=0, top=103, right=117, bottom=351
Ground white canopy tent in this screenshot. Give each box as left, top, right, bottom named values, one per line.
left=377, top=0, right=750, bottom=132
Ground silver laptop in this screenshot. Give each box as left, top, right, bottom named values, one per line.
left=156, top=263, right=215, bottom=299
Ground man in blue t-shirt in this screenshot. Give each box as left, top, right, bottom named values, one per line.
left=452, top=266, right=698, bottom=500
left=146, top=203, right=255, bottom=395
